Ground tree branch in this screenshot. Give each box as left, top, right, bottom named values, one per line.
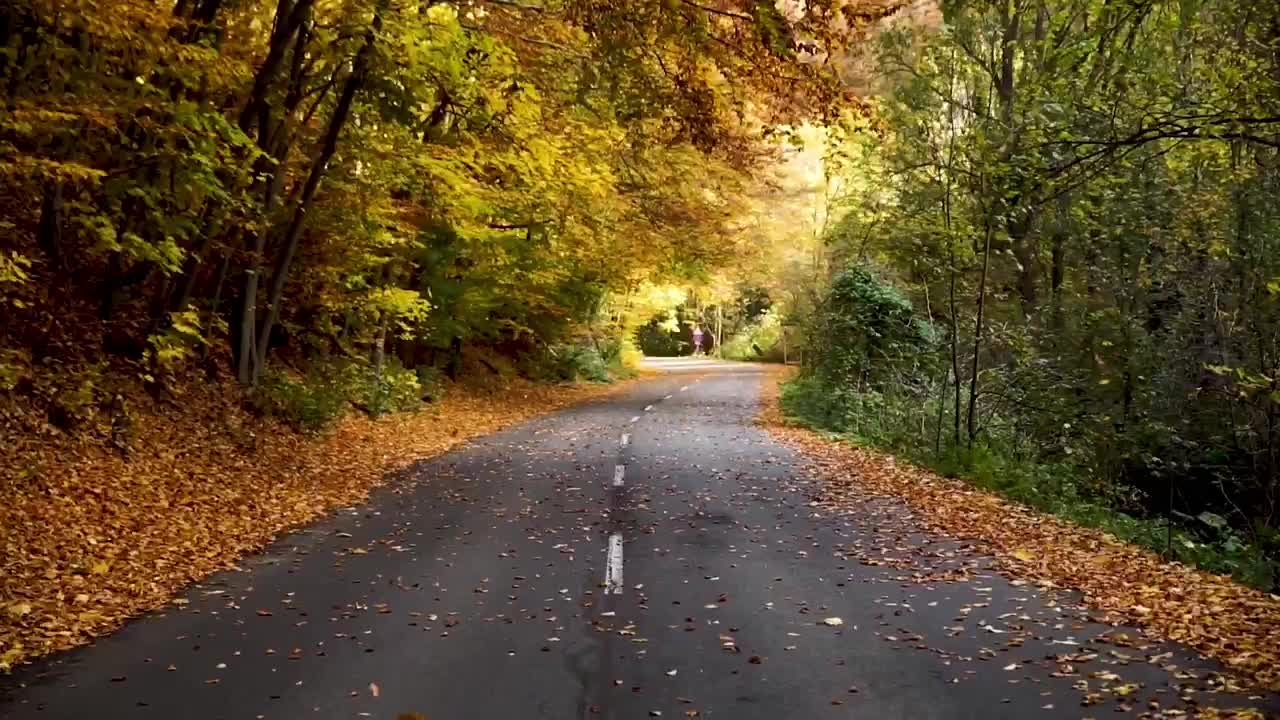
left=488, top=219, right=550, bottom=229
left=478, top=0, right=545, bottom=11
left=679, top=0, right=752, bottom=22
left=463, top=23, right=588, bottom=58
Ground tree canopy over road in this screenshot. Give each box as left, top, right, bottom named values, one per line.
left=1, top=0, right=858, bottom=396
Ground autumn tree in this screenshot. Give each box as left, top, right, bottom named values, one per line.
left=0, top=0, right=850, bottom=428
left=788, top=0, right=1280, bottom=588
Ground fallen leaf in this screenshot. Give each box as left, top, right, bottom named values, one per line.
left=760, top=373, right=1280, bottom=693
left=6, top=603, right=32, bottom=618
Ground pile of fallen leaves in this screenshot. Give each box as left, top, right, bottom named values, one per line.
left=0, top=375, right=629, bottom=671
left=757, top=370, right=1280, bottom=694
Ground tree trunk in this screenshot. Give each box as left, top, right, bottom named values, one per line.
left=935, top=367, right=948, bottom=456
left=1050, top=215, right=1065, bottom=331
left=227, top=0, right=317, bottom=383
left=37, top=181, right=64, bottom=266
left=1010, top=214, right=1038, bottom=316
left=714, top=304, right=723, bottom=358
left=200, top=253, right=231, bottom=364
left=370, top=311, right=388, bottom=413
left=251, top=1, right=384, bottom=383
left=446, top=336, right=463, bottom=380
left=968, top=216, right=995, bottom=449
left=237, top=0, right=315, bottom=134
left=170, top=209, right=224, bottom=313
left=948, top=235, right=961, bottom=447
left=941, top=49, right=961, bottom=448
left=99, top=252, right=123, bottom=322
left=237, top=268, right=259, bottom=383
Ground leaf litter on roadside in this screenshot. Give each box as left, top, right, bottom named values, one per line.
left=757, top=369, right=1280, bottom=697
left=0, top=377, right=635, bottom=671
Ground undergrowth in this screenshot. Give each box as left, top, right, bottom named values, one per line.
left=781, top=374, right=1279, bottom=591
left=721, top=309, right=785, bottom=362
left=255, top=357, right=429, bottom=432
left=256, top=341, right=633, bottom=434
left=523, top=340, right=637, bottom=384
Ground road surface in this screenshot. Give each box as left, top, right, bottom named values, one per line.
left=2, top=359, right=1276, bottom=719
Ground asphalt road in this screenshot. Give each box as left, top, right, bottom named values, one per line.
left=2, top=359, right=1276, bottom=719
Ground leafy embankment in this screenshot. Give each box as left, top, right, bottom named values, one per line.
left=758, top=371, right=1280, bottom=694
left=0, top=371, right=630, bottom=671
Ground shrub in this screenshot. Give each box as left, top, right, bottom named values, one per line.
left=634, top=318, right=685, bottom=356
left=256, top=357, right=431, bottom=430
left=523, top=343, right=614, bottom=383
left=721, top=309, right=784, bottom=361
left=363, top=360, right=423, bottom=417
left=415, top=365, right=446, bottom=401
left=255, top=361, right=352, bottom=433
left=562, top=345, right=611, bottom=383
left=780, top=372, right=1280, bottom=590
left=613, top=337, right=644, bottom=377
left=809, top=264, right=934, bottom=388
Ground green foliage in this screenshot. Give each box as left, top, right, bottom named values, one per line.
left=781, top=375, right=1279, bottom=590
left=0, top=249, right=32, bottom=308
left=526, top=345, right=614, bottom=384
left=635, top=318, right=687, bottom=357
left=808, top=264, right=933, bottom=387
left=146, top=310, right=212, bottom=373
left=363, top=361, right=424, bottom=417
left=721, top=309, right=784, bottom=361
left=0, top=350, right=27, bottom=392
left=255, top=361, right=356, bottom=434
left=34, top=362, right=107, bottom=430
left=613, top=338, right=644, bottom=376
left=414, top=365, right=446, bottom=401
left=257, top=355, right=435, bottom=430
left=771, top=0, right=1280, bottom=590
left=779, top=373, right=849, bottom=427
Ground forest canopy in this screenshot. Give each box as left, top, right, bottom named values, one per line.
left=0, top=0, right=866, bottom=408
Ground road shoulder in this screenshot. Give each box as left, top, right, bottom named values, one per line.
left=757, top=369, right=1280, bottom=702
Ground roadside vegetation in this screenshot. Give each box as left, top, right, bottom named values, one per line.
left=778, top=0, right=1280, bottom=591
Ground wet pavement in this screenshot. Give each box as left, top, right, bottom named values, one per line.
left=2, top=359, right=1276, bottom=719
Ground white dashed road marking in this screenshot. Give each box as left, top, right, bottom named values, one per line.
left=612, top=464, right=625, bottom=487
left=605, top=534, right=624, bottom=594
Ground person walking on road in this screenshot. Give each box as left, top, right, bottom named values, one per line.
left=692, top=324, right=704, bottom=356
